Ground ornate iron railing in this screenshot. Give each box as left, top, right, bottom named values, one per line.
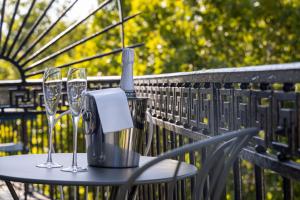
left=1, top=63, right=300, bottom=199
left=134, top=63, right=300, bottom=200
left=0, top=77, right=121, bottom=199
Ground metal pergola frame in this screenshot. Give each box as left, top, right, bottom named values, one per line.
left=0, top=0, right=143, bottom=82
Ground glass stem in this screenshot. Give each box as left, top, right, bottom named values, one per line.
left=72, top=115, right=79, bottom=167
left=47, top=115, right=55, bottom=163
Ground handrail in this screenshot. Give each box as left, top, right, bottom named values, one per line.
left=2, top=62, right=300, bottom=85
left=135, top=62, right=300, bottom=83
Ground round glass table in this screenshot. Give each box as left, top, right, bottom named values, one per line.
left=0, top=153, right=197, bottom=199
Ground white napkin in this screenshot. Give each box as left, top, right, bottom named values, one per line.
left=87, top=88, right=133, bottom=134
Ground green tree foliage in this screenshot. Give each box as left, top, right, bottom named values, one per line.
left=0, top=1, right=299, bottom=199
left=0, top=0, right=299, bottom=78
left=118, top=0, right=300, bottom=74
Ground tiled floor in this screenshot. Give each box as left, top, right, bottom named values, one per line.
left=0, top=182, right=23, bottom=200
left=0, top=182, right=50, bottom=200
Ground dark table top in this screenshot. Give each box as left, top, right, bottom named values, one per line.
left=0, top=153, right=197, bottom=186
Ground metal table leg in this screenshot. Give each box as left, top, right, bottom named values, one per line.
left=5, top=181, right=19, bottom=200
left=59, top=185, right=64, bottom=200
left=24, top=183, right=28, bottom=200
left=74, top=186, right=77, bottom=200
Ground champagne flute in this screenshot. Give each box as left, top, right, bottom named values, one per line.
left=62, top=68, right=87, bottom=173
left=37, top=68, right=62, bottom=168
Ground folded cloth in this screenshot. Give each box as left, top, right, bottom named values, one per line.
left=87, top=88, right=133, bottom=134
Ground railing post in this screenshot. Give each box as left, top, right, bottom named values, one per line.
left=21, top=113, right=28, bottom=154
left=283, top=177, right=293, bottom=200
left=255, top=165, right=265, bottom=200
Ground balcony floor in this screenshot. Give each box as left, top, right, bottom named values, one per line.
left=0, top=182, right=49, bottom=200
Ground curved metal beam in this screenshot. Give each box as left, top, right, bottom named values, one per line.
left=0, top=55, right=25, bottom=82
left=6, top=0, right=36, bottom=58
left=24, top=13, right=140, bottom=72
left=21, top=0, right=113, bottom=67
left=11, top=0, right=56, bottom=60
left=1, top=0, right=20, bottom=55
left=117, top=0, right=125, bottom=49
left=16, top=0, right=78, bottom=63
left=25, top=43, right=144, bottom=78
left=0, top=0, right=6, bottom=49
left=0, top=0, right=141, bottom=84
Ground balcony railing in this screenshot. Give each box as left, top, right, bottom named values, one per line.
left=1, top=63, right=300, bottom=199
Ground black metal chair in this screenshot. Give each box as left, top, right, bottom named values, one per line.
left=0, top=117, right=27, bottom=154
left=115, top=127, right=258, bottom=200
left=0, top=136, right=26, bottom=200
left=0, top=116, right=29, bottom=199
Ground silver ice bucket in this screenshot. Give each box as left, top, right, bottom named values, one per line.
left=83, top=93, right=147, bottom=168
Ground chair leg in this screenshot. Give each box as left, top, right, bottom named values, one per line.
left=24, top=183, right=28, bottom=200
left=5, top=181, right=19, bottom=200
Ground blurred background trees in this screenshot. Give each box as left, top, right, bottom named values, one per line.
left=0, top=0, right=299, bottom=79
left=0, top=1, right=299, bottom=199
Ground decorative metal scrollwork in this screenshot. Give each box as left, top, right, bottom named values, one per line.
left=0, top=0, right=142, bottom=82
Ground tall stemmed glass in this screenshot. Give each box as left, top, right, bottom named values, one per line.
left=37, top=68, right=62, bottom=168
left=62, top=68, right=87, bottom=173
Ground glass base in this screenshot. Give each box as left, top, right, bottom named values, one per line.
left=36, top=162, right=62, bottom=169
left=61, top=166, right=87, bottom=173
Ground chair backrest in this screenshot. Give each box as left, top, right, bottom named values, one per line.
left=115, top=128, right=258, bottom=200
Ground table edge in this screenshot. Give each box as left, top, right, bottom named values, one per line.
left=0, top=153, right=198, bottom=186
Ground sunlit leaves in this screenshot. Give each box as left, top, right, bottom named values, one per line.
left=0, top=0, right=299, bottom=79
